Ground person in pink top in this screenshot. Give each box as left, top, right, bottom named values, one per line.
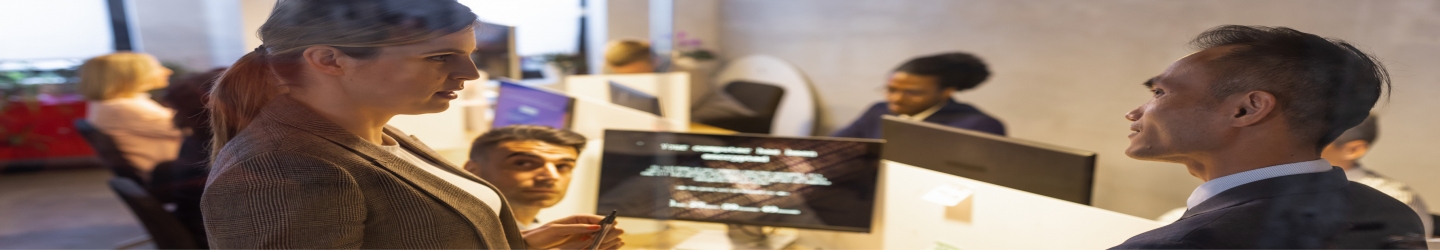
left=78, top=52, right=182, bottom=182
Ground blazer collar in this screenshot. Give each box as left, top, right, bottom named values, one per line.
left=257, top=96, right=519, bottom=248
left=1179, top=167, right=1349, bottom=220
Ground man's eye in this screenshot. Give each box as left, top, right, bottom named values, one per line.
left=427, top=55, right=450, bottom=61
left=511, top=161, right=535, bottom=168
left=1152, top=89, right=1165, bottom=97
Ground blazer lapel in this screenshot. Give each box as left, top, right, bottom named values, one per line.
left=259, top=97, right=510, bottom=249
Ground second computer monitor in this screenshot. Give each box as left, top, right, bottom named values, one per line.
left=493, top=80, right=574, bottom=129
left=596, top=130, right=883, bottom=233
left=608, top=81, right=663, bottom=116
left=881, top=116, right=1097, bottom=205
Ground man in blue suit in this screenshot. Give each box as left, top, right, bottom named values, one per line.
left=1112, top=25, right=1424, bottom=249
left=831, top=52, right=1004, bottom=139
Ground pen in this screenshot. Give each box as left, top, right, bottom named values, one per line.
left=585, top=210, right=618, bottom=250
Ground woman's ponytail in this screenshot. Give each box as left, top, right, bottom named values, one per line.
left=208, top=47, right=280, bottom=157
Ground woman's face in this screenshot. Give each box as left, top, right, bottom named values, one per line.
left=142, top=57, right=172, bottom=91
left=342, top=29, right=480, bottom=116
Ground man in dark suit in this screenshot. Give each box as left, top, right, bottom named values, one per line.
left=831, top=52, right=1004, bottom=139
left=1112, top=25, right=1424, bottom=249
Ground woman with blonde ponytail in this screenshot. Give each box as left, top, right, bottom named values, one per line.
left=201, top=1, right=623, bottom=248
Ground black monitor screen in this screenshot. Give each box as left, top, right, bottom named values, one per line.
left=608, top=81, right=663, bottom=116
left=493, top=80, right=573, bottom=129
left=597, top=130, right=883, bottom=233
left=881, top=116, right=1097, bottom=204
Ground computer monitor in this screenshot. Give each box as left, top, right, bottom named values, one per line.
left=492, top=80, right=573, bottom=129
left=880, top=116, right=1097, bottom=205
left=472, top=21, right=517, bottom=79
left=608, top=81, right=663, bottom=116
left=596, top=130, right=883, bottom=233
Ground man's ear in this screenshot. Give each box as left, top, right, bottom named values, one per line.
left=463, top=160, right=481, bottom=176
left=1230, top=90, right=1276, bottom=127
left=301, top=45, right=348, bottom=76
left=1342, top=140, right=1370, bottom=161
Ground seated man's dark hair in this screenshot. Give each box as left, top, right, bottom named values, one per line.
left=468, top=125, right=588, bottom=161
left=1333, top=114, right=1379, bottom=146
left=892, top=52, right=991, bottom=91
left=1190, top=25, right=1390, bottom=152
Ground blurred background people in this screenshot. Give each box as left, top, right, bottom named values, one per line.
left=1320, top=114, right=1432, bottom=237
left=77, top=52, right=181, bottom=182
left=463, top=125, right=587, bottom=230
left=832, top=52, right=1005, bottom=139
left=604, top=39, right=655, bottom=74
left=154, top=67, right=225, bottom=248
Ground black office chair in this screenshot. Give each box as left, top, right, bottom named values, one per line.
left=74, top=119, right=146, bottom=183
left=75, top=119, right=180, bottom=206
left=1432, top=214, right=1439, bottom=237
left=707, top=81, right=786, bottom=134
left=110, top=177, right=199, bottom=249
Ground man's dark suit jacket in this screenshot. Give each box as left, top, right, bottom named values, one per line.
left=831, top=99, right=1005, bottom=139
left=1113, top=168, right=1426, bottom=249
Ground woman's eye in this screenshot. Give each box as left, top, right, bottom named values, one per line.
left=427, top=55, right=450, bottom=61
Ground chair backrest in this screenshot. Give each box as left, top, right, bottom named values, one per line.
left=109, top=177, right=198, bottom=249
left=73, top=119, right=145, bottom=183
left=717, top=81, right=786, bottom=134
left=712, top=55, right=816, bottom=136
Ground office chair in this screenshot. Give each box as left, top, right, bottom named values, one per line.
left=73, top=119, right=146, bottom=184
left=1433, top=214, right=1439, bottom=237
left=707, top=81, right=786, bottom=134
left=109, top=177, right=199, bottom=249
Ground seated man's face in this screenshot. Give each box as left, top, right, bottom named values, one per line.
left=1124, top=47, right=1236, bottom=163
left=465, top=140, right=579, bottom=208
left=885, top=72, right=952, bottom=115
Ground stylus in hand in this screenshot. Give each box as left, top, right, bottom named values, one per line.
left=584, top=210, right=618, bottom=250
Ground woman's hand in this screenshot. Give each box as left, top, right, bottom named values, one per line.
left=522, top=214, right=626, bottom=249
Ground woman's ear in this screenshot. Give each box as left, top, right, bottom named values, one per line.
left=302, top=46, right=347, bottom=76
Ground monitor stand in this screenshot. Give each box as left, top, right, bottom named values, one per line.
left=672, top=224, right=797, bottom=250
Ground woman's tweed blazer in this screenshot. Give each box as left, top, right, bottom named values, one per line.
left=201, top=96, right=527, bottom=249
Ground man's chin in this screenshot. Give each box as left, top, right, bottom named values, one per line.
left=513, top=196, right=563, bottom=208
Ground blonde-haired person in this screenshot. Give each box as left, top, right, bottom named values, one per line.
left=78, top=52, right=181, bottom=182
left=604, top=39, right=654, bottom=74
left=201, top=0, right=622, bottom=249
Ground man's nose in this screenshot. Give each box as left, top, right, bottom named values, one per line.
left=537, top=164, right=562, bottom=180
left=885, top=91, right=904, bottom=103
left=1125, top=107, right=1143, bottom=122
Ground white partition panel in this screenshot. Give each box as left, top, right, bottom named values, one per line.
left=563, top=73, right=691, bottom=128
left=798, top=161, right=1161, bottom=249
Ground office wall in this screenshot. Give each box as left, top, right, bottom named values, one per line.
left=719, top=0, right=1440, bottom=218
left=131, top=0, right=252, bottom=71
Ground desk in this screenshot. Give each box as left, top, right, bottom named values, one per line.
left=615, top=220, right=809, bottom=250
left=687, top=123, right=736, bottom=135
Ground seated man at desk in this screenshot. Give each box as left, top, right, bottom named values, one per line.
left=1114, top=25, right=1423, bottom=249
left=463, top=125, right=587, bottom=229
left=831, top=52, right=1005, bottom=139
left=1321, top=114, right=1432, bottom=237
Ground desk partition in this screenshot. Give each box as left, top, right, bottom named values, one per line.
left=798, top=161, right=1161, bottom=249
